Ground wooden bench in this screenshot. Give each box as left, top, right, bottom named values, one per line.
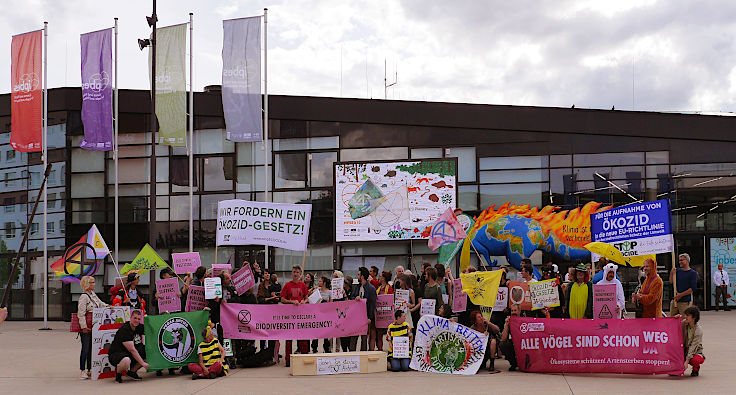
left=290, top=351, right=387, bottom=376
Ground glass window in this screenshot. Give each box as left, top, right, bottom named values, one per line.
left=310, top=152, right=337, bottom=187
left=550, top=155, right=571, bottom=167
left=272, top=190, right=310, bottom=204
left=646, top=151, right=669, bottom=164
left=273, top=138, right=308, bottom=151
left=573, top=152, right=644, bottom=167
left=236, top=166, right=270, bottom=192
left=341, top=242, right=408, bottom=256
left=308, top=136, right=339, bottom=149
left=274, top=245, right=333, bottom=272
left=71, top=173, right=105, bottom=198
left=109, top=159, right=150, bottom=184
left=458, top=185, right=478, bottom=211
left=156, top=196, right=169, bottom=208
left=156, top=158, right=169, bottom=182
left=48, top=222, right=54, bottom=233
left=4, top=222, right=15, bottom=238
left=194, top=129, right=234, bottom=154
left=48, top=193, right=56, bottom=209
left=203, top=156, right=234, bottom=191
left=480, top=183, right=545, bottom=208
left=170, top=195, right=200, bottom=221
left=480, top=169, right=547, bottom=184
left=446, top=147, right=476, bottom=182
left=275, top=153, right=307, bottom=188
left=108, top=184, right=149, bottom=197
left=118, top=132, right=151, bottom=145
left=71, top=148, right=104, bottom=172
left=117, top=145, right=151, bottom=158
left=236, top=141, right=272, bottom=166
left=201, top=194, right=234, bottom=219
left=5, top=172, right=17, bottom=187
left=479, top=155, right=546, bottom=170
left=6, top=150, right=16, bottom=161
left=340, top=147, right=408, bottom=162
left=30, top=223, right=39, bottom=234
left=411, top=148, right=443, bottom=159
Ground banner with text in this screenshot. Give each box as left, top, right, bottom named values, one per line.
left=375, top=294, right=394, bottom=328
left=216, top=199, right=312, bottom=250
left=591, top=199, right=673, bottom=257
left=91, top=307, right=131, bottom=380
left=593, top=284, right=617, bottom=319
left=10, top=30, right=42, bottom=152
left=410, top=315, right=488, bottom=375
left=79, top=28, right=113, bottom=151
left=156, top=277, right=181, bottom=313
left=529, top=279, right=560, bottom=310
left=151, top=24, right=186, bottom=146
left=144, top=311, right=210, bottom=371
left=221, top=300, right=368, bottom=340
left=510, top=317, right=684, bottom=375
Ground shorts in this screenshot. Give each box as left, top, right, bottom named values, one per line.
left=109, top=351, right=131, bottom=367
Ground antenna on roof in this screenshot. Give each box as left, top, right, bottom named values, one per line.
left=384, top=59, right=397, bottom=99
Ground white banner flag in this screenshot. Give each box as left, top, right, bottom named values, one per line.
left=216, top=199, right=312, bottom=251
left=222, top=16, right=262, bottom=142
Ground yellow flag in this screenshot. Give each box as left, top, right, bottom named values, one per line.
left=461, top=270, right=503, bottom=307
left=459, top=229, right=477, bottom=272
left=120, top=244, right=169, bottom=275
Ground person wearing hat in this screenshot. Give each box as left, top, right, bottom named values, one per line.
left=564, top=264, right=593, bottom=319
left=123, top=272, right=146, bottom=313
left=597, top=263, right=626, bottom=318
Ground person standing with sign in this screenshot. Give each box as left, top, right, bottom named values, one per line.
left=421, top=267, right=443, bottom=315
left=564, top=264, right=593, bottom=319
left=77, top=276, right=108, bottom=379
left=670, top=253, right=699, bottom=316
left=281, top=265, right=309, bottom=367
left=713, top=263, right=731, bottom=311
left=356, top=267, right=378, bottom=351
left=537, top=267, right=564, bottom=318
left=632, top=258, right=663, bottom=318
left=375, top=271, right=394, bottom=351
left=387, top=310, right=412, bottom=371
left=597, top=263, right=626, bottom=318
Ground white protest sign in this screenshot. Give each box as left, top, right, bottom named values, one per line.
left=420, top=299, right=436, bottom=316
left=331, top=277, right=345, bottom=300
left=308, top=289, right=322, bottom=304
left=222, top=339, right=233, bottom=357
left=316, top=355, right=361, bottom=375
left=392, top=336, right=410, bottom=359
left=529, top=279, right=560, bottom=310
left=204, top=277, right=223, bottom=299
left=216, top=199, right=312, bottom=251
left=394, top=289, right=410, bottom=313
left=493, top=287, right=508, bottom=312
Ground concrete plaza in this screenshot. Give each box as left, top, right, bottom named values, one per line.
left=1, top=311, right=734, bottom=394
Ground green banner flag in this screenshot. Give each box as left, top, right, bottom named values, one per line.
left=144, top=310, right=210, bottom=371
left=121, top=243, right=169, bottom=275
left=150, top=23, right=186, bottom=146
left=438, top=213, right=475, bottom=266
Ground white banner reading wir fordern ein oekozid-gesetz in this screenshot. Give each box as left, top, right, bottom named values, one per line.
left=216, top=199, right=312, bottom=251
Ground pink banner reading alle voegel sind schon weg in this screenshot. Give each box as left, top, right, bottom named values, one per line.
left=221, top=300, right=368, bottom=340
left=510, top=316, right=684, bottom=375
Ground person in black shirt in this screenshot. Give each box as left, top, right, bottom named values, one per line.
left=108, top=310, right=148, bottom=383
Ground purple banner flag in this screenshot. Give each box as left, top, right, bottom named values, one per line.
left=79, top=28, right=113, bottom=151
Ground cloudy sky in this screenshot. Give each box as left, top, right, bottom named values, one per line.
left=2, top=0, right=736, bottom=112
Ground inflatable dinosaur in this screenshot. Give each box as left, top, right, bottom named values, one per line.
left=464, top=202, right=612, bottom=277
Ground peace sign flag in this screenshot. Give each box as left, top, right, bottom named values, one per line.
left=427, top=208, right=467, bottom=250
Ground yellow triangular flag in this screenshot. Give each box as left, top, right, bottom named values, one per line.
left=461, top=270, right=503, bottom=307
left=120, top=244, right=169, bottom=275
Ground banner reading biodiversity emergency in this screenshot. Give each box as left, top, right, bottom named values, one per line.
left=216, top=199, right=312, bottom=250
left=410, top=315, right=488, bottom=375
left=509, top=317, right=684, bottom=375
left=221, top=300, right=368, bottom=340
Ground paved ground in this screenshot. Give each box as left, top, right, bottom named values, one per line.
left=1, top=311, right=735, bottom=394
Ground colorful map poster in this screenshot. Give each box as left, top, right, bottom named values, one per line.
left=335, top=159, right=457, bottom=241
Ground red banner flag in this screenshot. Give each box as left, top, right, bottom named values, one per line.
left=11, top=30, right=43, bottom=152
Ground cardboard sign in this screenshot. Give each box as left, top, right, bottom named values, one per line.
left=331, top=277, right=345, bottom=300
left=316, top=355, right=361, bottom=375
left=172, top=252, right=201, bottom=275
left=308, top=289, right=322, bottom=304
left=529, top=279, right=561, bottom=310
left=185, top=285, right=206, bottom=312
left=420, top=299, right=436, bottom=316
left=205, top=277, right=223, bottom=299
left=212, top=263, right=231, bottom=277
left=231, top=265, right=256, bottom=296
left=394, top=289, right=410, bottom=313
left=452, top=278, right=467, bottom=313
left=156, top=277, right=181, bottom=313
left=493, top=287, right=508, bottom=312
left=222, top=338, right=233, bottom=357
left=507, top=281, right=532, bottom=311
left=593, top=283, right=617, bottom=319
left=392, top=336, right=410, bottom=358
left=375, top=294, right=395, bottom=329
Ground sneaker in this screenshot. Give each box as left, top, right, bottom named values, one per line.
left=79, top=371, right=89, bottom=380
left=126, top=371, right=142, bottom=381
left=86, top=370, right=92, bottom=379
left=691, top=371, right=699, bottom=377
left=168, top=368, right=178, bottom=375
left=115, top=373, right=123, bottom=383
left=156, top=370, right=163, bottom=377
left=509, top=365, right=518, bottom=371
left=192, top=373, right=199, bottom=380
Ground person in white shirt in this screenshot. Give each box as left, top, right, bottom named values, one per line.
left=597, top=263, right=626, bottom=318
left=520, top=260, right=537, bottom=283
left=713, top=263, right=731, bottom=311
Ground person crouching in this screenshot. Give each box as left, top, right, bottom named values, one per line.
left=189, top=326, right=228, bottom=380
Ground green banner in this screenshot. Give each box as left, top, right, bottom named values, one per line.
left=151, top=24, right=186, bottom=146
left=121, top=243, right=169, bottom=275
left=144, top=310, right=210, bottom=371
left=438, top=213, right=474, bottom=266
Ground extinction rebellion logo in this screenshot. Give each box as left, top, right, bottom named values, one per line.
left=158, top=317, right=196, bottom=363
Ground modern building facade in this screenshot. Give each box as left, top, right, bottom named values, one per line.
left=2, top=87, right=736, bottom=319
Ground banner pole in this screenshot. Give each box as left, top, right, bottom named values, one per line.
left=188, top=12, right=194, bottom=253
left=41, top=21, right=49, bottom=330
left=114, top=18, right=119, bottom=266
left=263, top=8, right=269, bottom=271
left=469, top=241, right=488, bottom=270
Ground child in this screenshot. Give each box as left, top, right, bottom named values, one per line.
left=682, top=306, right=705, bottom=376
left=189, top=326, right=228, bottom=380
left=387, top=310, right=412, bottom=371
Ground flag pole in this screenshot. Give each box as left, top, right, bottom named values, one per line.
left=114, top=18, right=119, bottom=266
left=263, top=8, right=269, bottom=270
left=41, top=21, right=49, bottom=330
left=188, top=12, right=194, bottom=253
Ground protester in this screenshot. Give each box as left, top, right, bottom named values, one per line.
left=421, top=267, right=443, bottom=315
left=395, top=266, right=405, bottom=281
left=108, top=310, right=148, bottom=383
left=304, top=272, right=315, bottom=292
left=681, top=306, right=705, bottom=377
left=356, top=266, right=378, bottom=351
left=368, top=265, right=381, bottom=289
left=435, top=263, right=448, bottom=295
left=280, top=265, right=309, bottom=367
left=395, top=275, right=417, bottom=329
left=387, top=310, right=412, bottom=372
left=339, top=274, right=358, bottom=352
left=670, top=253, right=699, bottom=316
left=121, top=272, right=146, bottom=313
left=257, top=270, right=278, bottom=304
left=77, top=275, right=108, bottom=379
left=375, top=271, right=394, bottom=351
left=192, top=266, right=207, bottom=286
left=155, top=268, right=181, bottom=314
left=597, top=263, right=626, bottom=318
left=520, top=262, right=537, bottom=283
left=408, top=274, right=422, bottom=333
left=713, top=263, right=731, bottom=311
left=251, top=262, right=263, bottom=292
left=632, top=258, right=663, bottom=318
left=538, top=267, right=564, bottom=318
left=269, top=272, right=282, bottom=302
left=469, top=310, right=500, bottom=373
left=438, top=303, right=454, bottom=320
left=500, top=304, right=521, bottom=371
left=309, top=276, right=332, bottom=353
left=190, top=326, right=228, bottom=380
left=564, top=266, right=575, bottom=283
left=564, top=263, right=593, bottom=319
left=109, top=277, right=124, bottom=304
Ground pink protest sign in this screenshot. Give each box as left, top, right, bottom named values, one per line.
left=156, top=277, right=181, bottom=313
left=185, top=285, right=206, bottom=312
left=221, top=300, right=368, bottom=340
left=593, top=284, right=617, bottom=319
left=231, top=265, right=256, bottom=296
left=510, top=317, right=684, bottom=375
left=452, top=278, right=467, bottom=313
left=375, top=294, right=395, bottom=328
left=212, top=263, right=232, bottom=277
left=172, top=252, right=201, bottom=274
